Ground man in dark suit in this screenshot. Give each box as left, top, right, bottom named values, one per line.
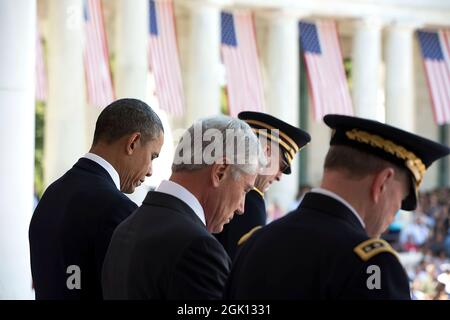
left=225, top=114, right=450, bottom=299
left=29, top=98, right=164, bottom=299
left=102, top=116, right=266, bottom=299
left=215, top=112, right=311, bottom=260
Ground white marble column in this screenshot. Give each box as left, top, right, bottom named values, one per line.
left=185, top=3, right=221, bottom=125
left=0, top=0, right=36, bottom=299
left=45, top=0, right=87, bottom=186
left=115, top=0, right=177, bottom=205
left=262, top=15, right=300, bottom=213
left=352, top=18, right=384, bottom=122
left=385, top=22, right=415, bottom=131
left=115, top=0, right=148, bottom=99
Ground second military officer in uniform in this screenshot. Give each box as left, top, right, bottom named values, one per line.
left=224, top=114, right=450, bottom=299
left=215, top=111, right=311, bottom=260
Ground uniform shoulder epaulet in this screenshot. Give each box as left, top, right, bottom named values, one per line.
left=353, top=239, right=399, bottom=261
left=237, top=226, right=262, bottom=246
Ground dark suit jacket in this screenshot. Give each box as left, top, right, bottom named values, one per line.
left=29, top=158, right=137, bottom=300
left=225, top=192, right=411, bottom=300
left=215, top=190, right=266, bottom=260
left=102, top=191, right=231, bottom=300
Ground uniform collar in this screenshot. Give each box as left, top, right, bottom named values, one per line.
left=252, top=187, right=264, bottom=199
left=310, top=188, right=365, bottom=228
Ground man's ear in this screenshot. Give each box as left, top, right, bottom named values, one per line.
left=211, top=162, right=229, bottom=187
left=126, top=132, right=141, bottom=155
left=371, top=167, right=395, bottom=204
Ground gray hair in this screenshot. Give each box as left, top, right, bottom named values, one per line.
left=93, top=98, right=163, bottom=145
left=172, top=115, right=266, bottom=178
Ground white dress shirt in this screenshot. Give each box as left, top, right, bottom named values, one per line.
left=310, top=187, right=365, bottom=228
left=156, top=180, right=206, bottom=226
left=83, top=153, right=120, bottom=190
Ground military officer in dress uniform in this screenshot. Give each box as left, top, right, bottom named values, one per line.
left=224, top=114, right=450, bottom=299
left=215, top=111, right=311, bottom=260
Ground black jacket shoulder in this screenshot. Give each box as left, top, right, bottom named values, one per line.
left=225, top=192, right=411, bottom=300
left=29, top=158, right=137, bottom=300
left=102, top=191, right=231, bottom=300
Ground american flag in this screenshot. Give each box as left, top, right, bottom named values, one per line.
left=35, top=29, right=47, bottom=102
left=299, top=20, right=352, bottom=121
left=417, top=30, right=450, bottom=125
left=148, top=0, right=184, bottom=115
left=83, top=0, right=114, bottom=107
left=221, top=11, right=265, bottom=116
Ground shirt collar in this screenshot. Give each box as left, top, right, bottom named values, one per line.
left=83, top=153, right=121, bottom=190
left=310, top=187, right=366, bottom=228
left=156, top=180, right=206, bottom=226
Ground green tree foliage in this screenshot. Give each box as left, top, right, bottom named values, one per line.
left=220, top=86, right=228, bottom=115
left=35, top=101, right=45, bottom=198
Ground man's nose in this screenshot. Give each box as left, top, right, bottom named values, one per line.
left=235, top=209, right=244, bottom=216
left=146, top=163, right=153, bottom=177
left=237, top=198, right=246, bottom=215
left=275, top=171, right=283, bottom=182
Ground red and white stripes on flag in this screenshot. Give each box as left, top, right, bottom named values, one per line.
left=221, top=11, right=265, bottom=116
left=417, top=29, right=450, bottom=125
left=148, top=0, right=184, bottom=115
left=35, top=29, right=47, bottom=102
left=299, top=20, right=353, bottom=121
left=83, top=0, right=114, bottom=107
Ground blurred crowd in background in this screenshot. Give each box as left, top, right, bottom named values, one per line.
left=396, top=188, right=450, bottom=300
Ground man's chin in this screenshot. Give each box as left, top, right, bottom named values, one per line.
left=210, top=225, right=223, bottom=234
left=121, top=186, right=134, bottom=194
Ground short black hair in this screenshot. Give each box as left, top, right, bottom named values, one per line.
left=93, top=98, right=164, bottom=145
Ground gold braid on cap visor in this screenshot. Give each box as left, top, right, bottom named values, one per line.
left=251, top=129, right=295, bottom=163
left=245, top=119, right=302, bottom=154
left=345, top=129, right=426, bottom=187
